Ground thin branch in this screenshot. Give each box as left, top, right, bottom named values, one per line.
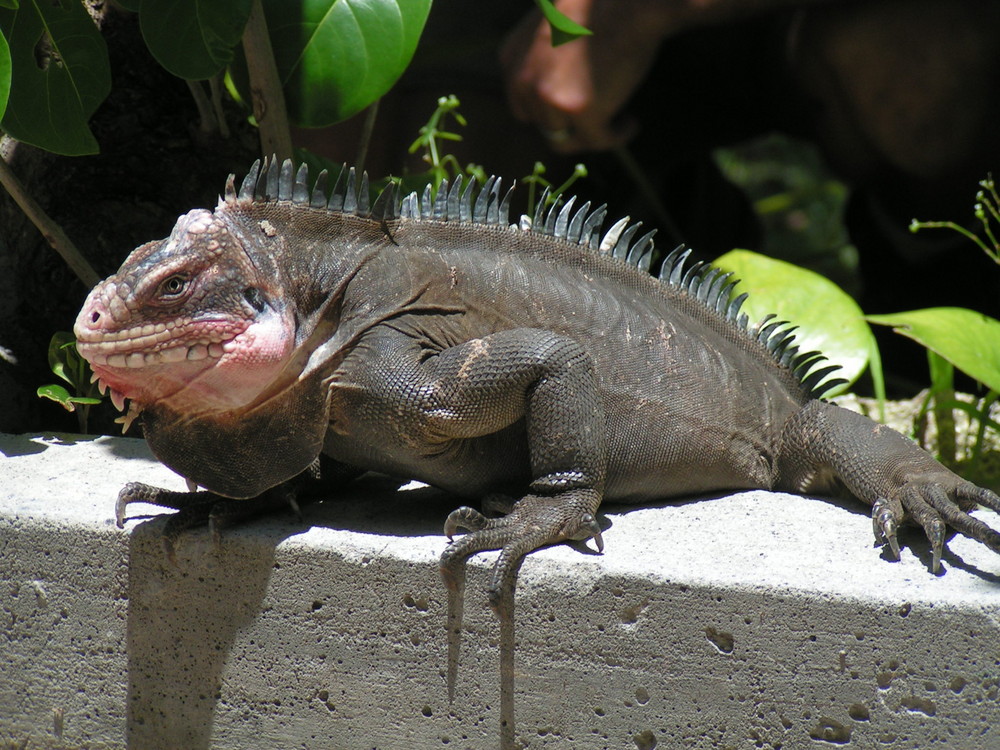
left=185, top=79, right=215, bottom=134
left=0, top=155, right=100, bottom=288
left=242, top=0, right=293, bottom=160
left=208, top=74, right=231, bottom=138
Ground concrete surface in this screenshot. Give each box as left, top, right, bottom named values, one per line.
left=2, top=430, right=1000, bottom=750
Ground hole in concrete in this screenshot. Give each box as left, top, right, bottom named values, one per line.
left=848, top=703, right=869, bottom=721
left=949, top=676, right=967, bottom=694
left=900, top=696, right=936, bottom=716
left=705, top=626, right=734, bottom=654
left=632, top=729, right=657, bottom=749
left=422, top=705, right=433, bottom=717
left=808, top=717, right=851, bottom=744
left=635, top=687, right=650, bottom=705
left=403, top=594, right=429, bottom=611
left=898, top=602, right=912, bottom=617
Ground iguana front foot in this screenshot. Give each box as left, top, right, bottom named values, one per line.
left=116, top=481, right=306, bottom=561
left=441, top=492, right=604, bottom=607
left=871, top=480, right=1000, bottom=573
left=439, top=491, right=603, bottom=750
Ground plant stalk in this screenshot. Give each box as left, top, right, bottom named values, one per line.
left=242, top=0, right=293, bottom=160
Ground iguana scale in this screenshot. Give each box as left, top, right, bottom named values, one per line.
left=74, top=159, right=1000, bottom=748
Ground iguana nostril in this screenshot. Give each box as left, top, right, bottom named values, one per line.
left=91, top=310, right=100, bottom=323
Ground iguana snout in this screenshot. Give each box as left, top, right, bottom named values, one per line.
left=74, top=208, right=297, bottom=421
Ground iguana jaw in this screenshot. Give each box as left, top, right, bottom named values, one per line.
left=73, top=208, right=298, bottom=420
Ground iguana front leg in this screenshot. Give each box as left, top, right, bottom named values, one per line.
left=778, top=400, right=1000, bottom=572
left=341, top=325, right=607, bottom=748
left=115, top=457, right=359, bottom=560
left=429, top=330, right=606, bottom=750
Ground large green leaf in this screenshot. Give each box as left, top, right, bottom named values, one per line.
left=866, top=307, right=1000, bottom=393
left=140, top=0, right=253, bottom=80
left=0, top=1, right=110, bottom=155
left=713, top=249, right=873, bottom=393
left=264, top=0, right=432, bottom=126
left=0, top=24, right=9, bottom=122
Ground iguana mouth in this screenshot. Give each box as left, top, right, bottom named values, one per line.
left=80, top=333, right=240, bottom=368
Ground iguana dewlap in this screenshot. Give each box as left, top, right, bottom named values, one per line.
left=73, top=159, right=1000, bottom=748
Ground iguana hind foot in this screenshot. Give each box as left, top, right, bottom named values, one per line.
left=873, top=481, right=1000, bottom=573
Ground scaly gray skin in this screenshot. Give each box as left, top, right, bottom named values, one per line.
left=74, top=159, right=1000, bottom=749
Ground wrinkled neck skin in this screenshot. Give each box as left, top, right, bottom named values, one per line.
left=137, top=203, right=406, bottom=496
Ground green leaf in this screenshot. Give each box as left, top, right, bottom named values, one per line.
left=37, top=383, right=73, bottom=408
left=0, top=0, right=110, bottom=155
left=535, top=0, right=592, bottom=46
left=866, top=307, right=1000, bottom=393
left=0, top=1, right=18, bottom=10
left=46, top=331, right=78, bottom=386
left=36, top=384, right=101, bottom=412
left=0, top=23, right=9, bottom=122
left=264, top=0, right=432, bottom=126
left=140, top=0, right=253, bottom=80
left=713, top=249, right=873, bottom=394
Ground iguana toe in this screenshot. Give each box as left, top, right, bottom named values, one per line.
left=443, top=506, right=490, bottom=539
left=871, top=496, right=901, bottom=560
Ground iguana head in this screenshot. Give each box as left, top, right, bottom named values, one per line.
left=74, top=207, right=296, bottom=422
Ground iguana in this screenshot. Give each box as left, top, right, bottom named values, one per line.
left=74, top=158, right=1000, bottom=748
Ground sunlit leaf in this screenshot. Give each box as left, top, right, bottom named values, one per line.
left=264, top=0, right=431, bottom=126
left=867, top=307, right=1000, bottom=393
left=714, top=249, right=872, bottom=394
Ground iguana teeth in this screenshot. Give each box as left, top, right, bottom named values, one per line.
left=160, top=346, right=188, bottom=363
left=109, top=388, right=126, bottom=411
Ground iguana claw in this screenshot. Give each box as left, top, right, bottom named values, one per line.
left=872, top=497, right=901, bottom=560
left=869, top=480, right=1000, bottom=574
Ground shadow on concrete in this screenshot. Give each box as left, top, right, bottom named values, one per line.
left=121, top=474, right=463, bottom=749
left=125, top=515, right=279, bottom=749
left=0, top=431, right=102, bottom=457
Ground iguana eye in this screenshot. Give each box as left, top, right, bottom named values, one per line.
left=159, top=275, right=187, bottom=297
left=243, top=287, right=266, bottom=312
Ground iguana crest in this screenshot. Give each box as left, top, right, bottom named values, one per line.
left=228, top=157, right=845, bottom=400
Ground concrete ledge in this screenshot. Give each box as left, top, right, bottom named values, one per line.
left=3, top=431, right=1000, bottom=749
